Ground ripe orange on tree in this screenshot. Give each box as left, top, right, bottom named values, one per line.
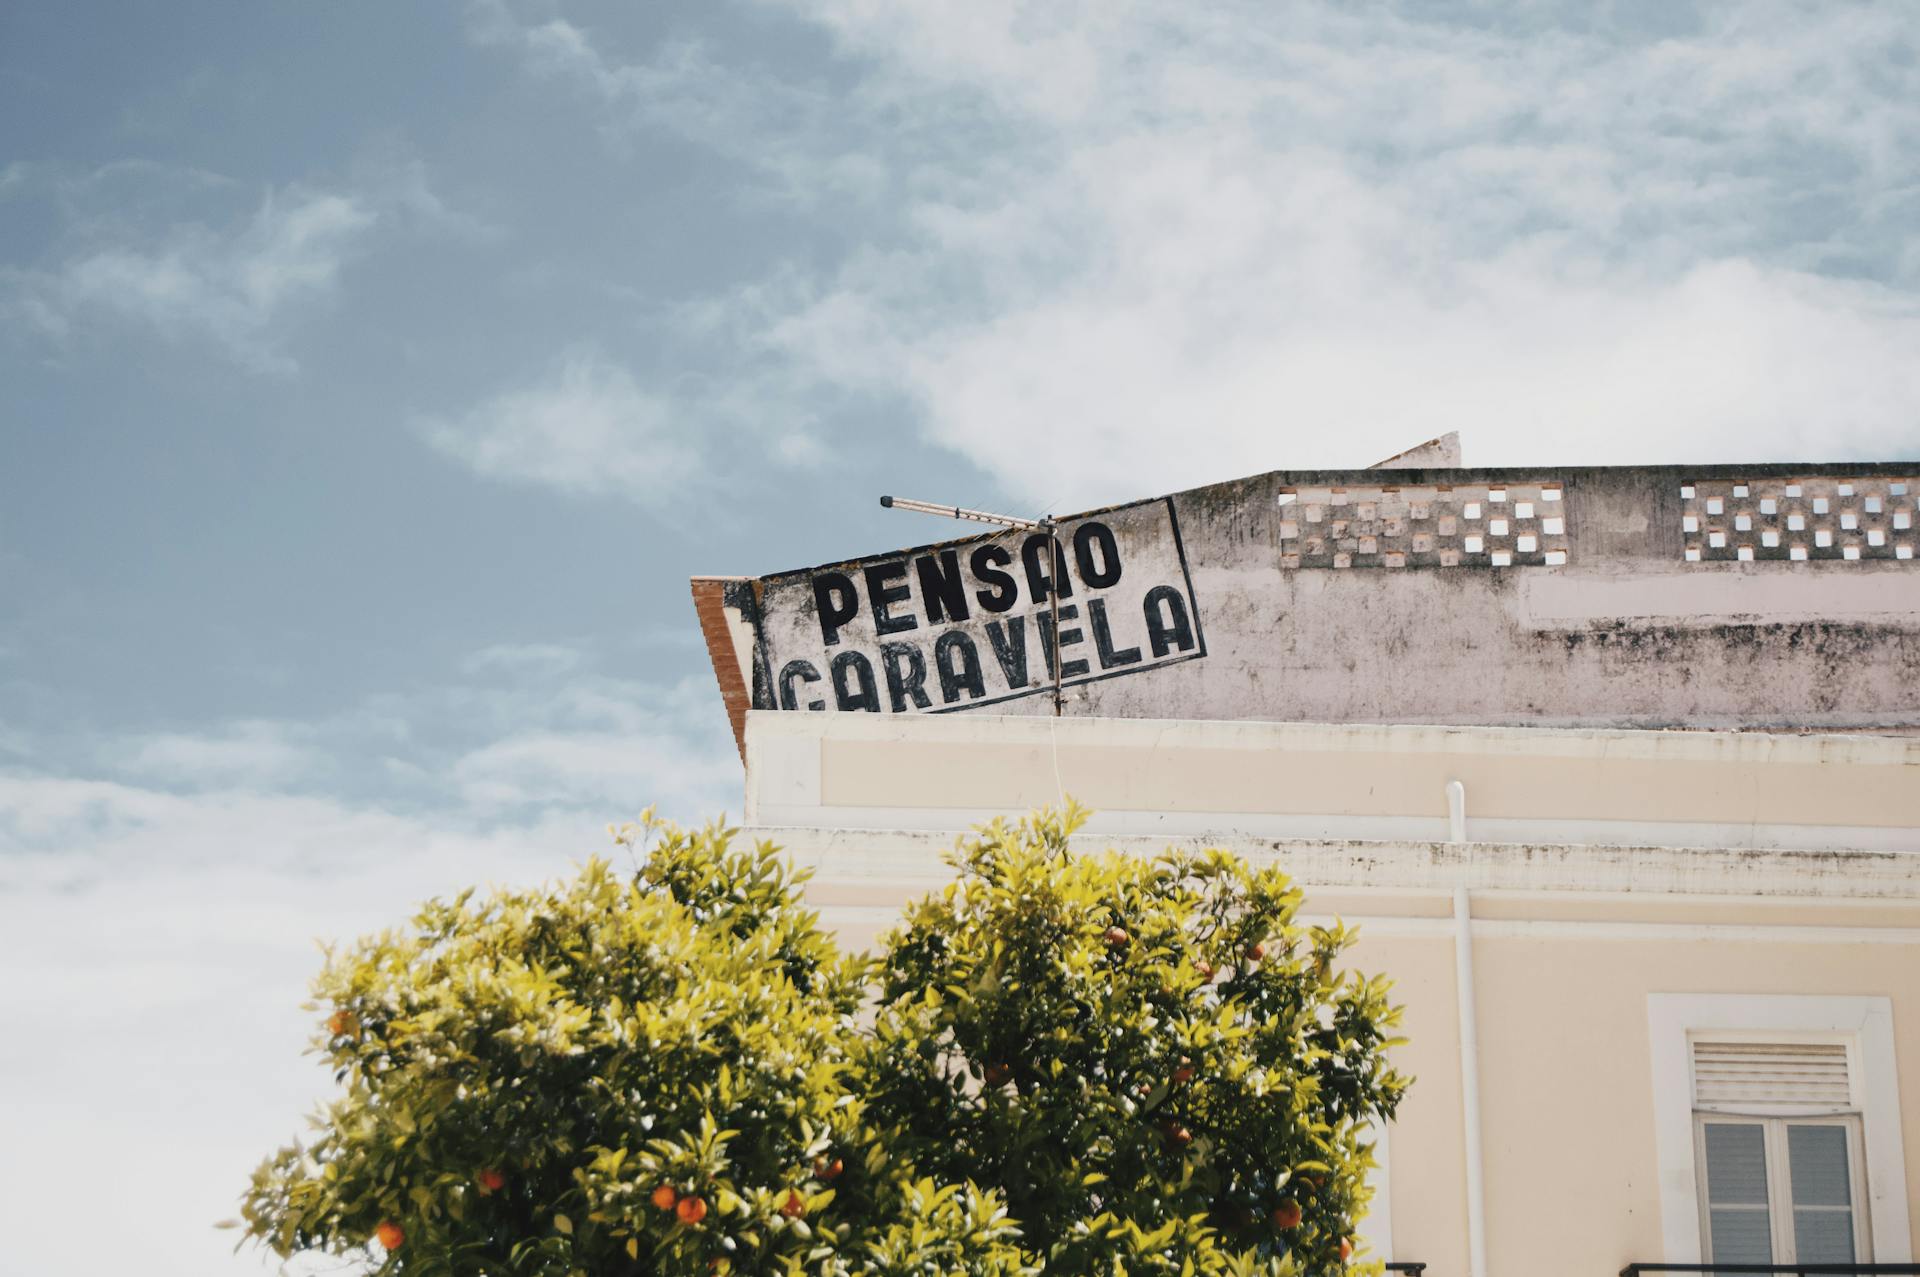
left=374, top=1220, right=404, bottom=1250
left=676, top=1195, right=708, bottom=1225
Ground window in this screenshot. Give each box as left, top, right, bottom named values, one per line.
left=1692, top=1039, right=1870, bottom=1266
left=1647, top=995, right=1913, bottom=1265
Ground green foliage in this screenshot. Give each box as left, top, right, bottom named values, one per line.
left=240, top=806, right=1406, bottom=1277
left=860, top=804, right=1409, bottom=1276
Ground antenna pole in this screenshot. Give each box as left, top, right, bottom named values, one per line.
left=1045, top=516, right=1063, bottom=717
left=881, top=495, right=1067, bottom=716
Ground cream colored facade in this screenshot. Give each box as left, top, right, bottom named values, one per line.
left=736, top=710, right=1920, bottom=1276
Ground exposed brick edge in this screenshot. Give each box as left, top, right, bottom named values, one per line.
left=691, top=576, right=753, bottom=761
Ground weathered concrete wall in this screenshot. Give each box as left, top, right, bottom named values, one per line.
left=702, top=462, right=1920, bottom=732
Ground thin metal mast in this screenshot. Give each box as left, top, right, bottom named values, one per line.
left=880, top=495, right=1065, bottom=716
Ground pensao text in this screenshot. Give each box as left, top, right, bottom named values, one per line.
left=773, top=520, right=1199, bottom=713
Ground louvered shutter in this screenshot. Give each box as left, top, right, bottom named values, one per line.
left=1692, top=1041, right=1853, bottom=1111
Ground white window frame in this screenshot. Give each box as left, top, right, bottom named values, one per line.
left=1693, top=1111, right=1870, bottom=1264
left=1647, top=994, right=1911, bottom=1263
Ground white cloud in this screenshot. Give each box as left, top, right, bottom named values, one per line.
left=417, top=351, right=702, bottom=499
left=108, top=719, right=319, bottom=789
left=0, top=658, right=743, bottom=1277
left=4, top=158, right=483, bottom=371
left=14, top=187, right=375, bottom=371
left=555, top=0, right=1920, bottom=509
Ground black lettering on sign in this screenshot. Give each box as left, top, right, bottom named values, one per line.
left=1073, top=522, right=1123, bottom=589
left=865, top=562, right=916, bottom=636
left=1037, top=603, right=1091, bottom=679
left=1144, top=585, right=1196, bottom=657
left=813, top=572, right=859, bottom=647
left=1021, top=533, right=1073, bottom=603
left=778, top=659, right=826, bottom=710
left=934, top=632, right=986, bottom=704
left=831, top=651, right=879, bottom=711
left=880, top=642, right=932, bottom=712
left=985, top=616, right=1030, bottom=688
left=1089, top=599, right=1141, bottom=667
left=915, top=549, right=970, bottom=626
left=754, top=497, right=1205, bottom=715
left=971, top=544, right=1019, bottom=613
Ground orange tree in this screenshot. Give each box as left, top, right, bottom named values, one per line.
left=238, top=815, right=1030, bottom=1277
left=240, top=806, right=1406, bottom=1276
left=858, top=805, right=1409, bottom=1275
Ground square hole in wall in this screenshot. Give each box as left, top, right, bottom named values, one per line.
left=1737, top=546, right=1754, bottom=561
left=1897, top=512, right=1914, bottom=530
left=1544, top=549, right=1567, bottom=565
left=1838, top=483, right=1855, bottom=496
left=1683, top=515, right=1700, bottom=532
left=1788, top=513, right=1807, bottom=530
left=1706, top=497, right=1724, bottom=514
left=1517, top=534, right=1537, bottom=552
left=1733, top=484, right=1750, bottom=497
left=1843, top=545, right=1861, bottom=560
left=1515, top=501, right=1535, bottom=518
left=1893, top=483, right=1909, bottom=496
left=1489, top=518, right=1509, bottom=535
left=1898, top=545, right=1915, bottom=560
left=1815, top=529, right=1834, bottom=547
left=1761, top=530, right=1780, bottom=547
left=1735, top=514, right=1752, bottom=531
left=1464, top=535, right=1484, bottom=553
left=1680, top=485, right=1696, bottom=499
left=1760, top=497, right=1778, bottom=514
left=1786, top=484, right=1804, bottom=497
left=1542, top=488, right=1563, bottom=502
left=1813, top=496, right=1830, bottom=514
left=1543, top=516, right=1565, bottom=534
left=1865, top=496, right=1883, bottom=513
left=1791, top=545, right=1809, bottom=561
left=1489, top=489, right=1507, bottom=503
left=1685, top=547, right=1703, bottom=562
left=1490, top=550, right=1511, bottom=566
left=1709, top=531, right=1727, bottom=548
left=1868, top=529, right=1886, bottom=546
left=1841, top=512, right=1859, bottom=529
left=1463, top=502, right=1482, bottom=520
left=1276, top=492, right=1297, bottom=507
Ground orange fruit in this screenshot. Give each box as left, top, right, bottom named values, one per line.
left=1338, top=1237, right=1354, bottom=1262
left=780, top=1190, right=806, bottom=1219
left=375, top=1220, right=405, bottom=1250
left=813, top=1156, right=844, bottom=1180
left=651, top=1184, right=678, bottom=1211
left=676, top=1195, right=708, bottom=1225
left=983, top=1062, right=1012, bottom=1087
left=1270, top=1198, right=1302, bottom=1229
left=477, top=1168, right=505, bottom=1194
left=1104, top=926, right=1130, bottom=947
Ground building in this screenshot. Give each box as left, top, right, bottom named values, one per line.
left=692, top=439, right=1920, bottom=1276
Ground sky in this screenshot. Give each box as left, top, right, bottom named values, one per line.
left=2, top=2, right=1917, bottom=1272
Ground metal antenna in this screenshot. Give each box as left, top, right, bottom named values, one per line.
left=880, top=495, right=1066, bottom=716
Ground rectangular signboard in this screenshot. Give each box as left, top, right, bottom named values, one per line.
left=754, top=497, right=1206, bottom=713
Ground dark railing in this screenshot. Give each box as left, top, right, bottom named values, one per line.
left=1621, top=1265, right=1920, bottom=1276
left=1384, top=1266, right=1426, bottom=1275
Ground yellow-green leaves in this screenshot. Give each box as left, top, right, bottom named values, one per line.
left=239, top=808, right=1404, bottom=1277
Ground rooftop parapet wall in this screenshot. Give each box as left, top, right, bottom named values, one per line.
left=695, top=462, right=1920, bottom=738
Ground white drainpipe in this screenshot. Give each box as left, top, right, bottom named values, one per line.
left=1448, top=780, right=1489, bottom=1277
